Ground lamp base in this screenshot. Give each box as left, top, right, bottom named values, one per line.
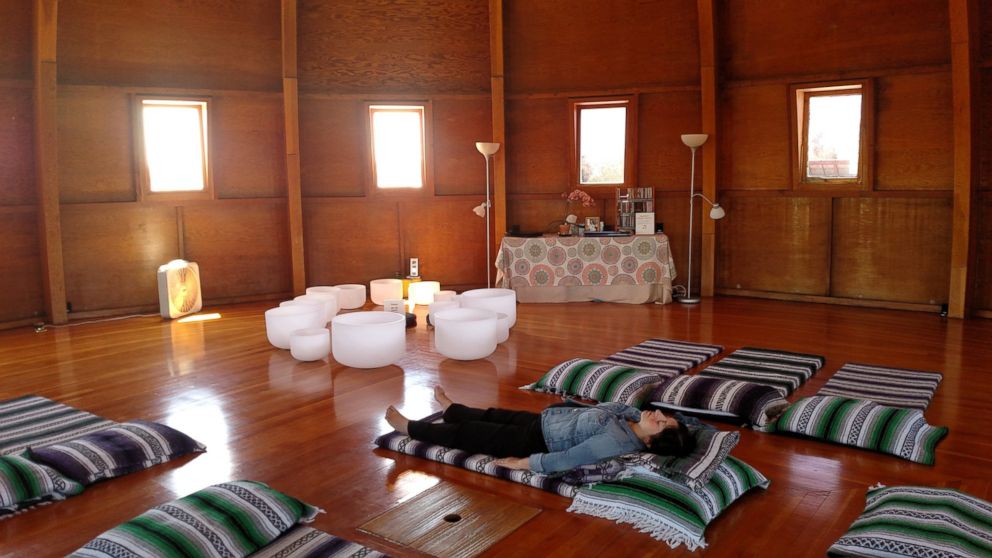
left=678, top=296, right=701, bottom=305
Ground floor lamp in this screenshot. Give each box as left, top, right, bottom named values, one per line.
left=475, top=142, right=500, bottom=288
left=679, top=133, right=726, bottom=304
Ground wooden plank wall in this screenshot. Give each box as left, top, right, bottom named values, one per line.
left=0, top=0, right=989, bottom=326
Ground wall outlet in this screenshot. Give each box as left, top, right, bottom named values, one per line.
left=409, top=257, right=419, bottom=277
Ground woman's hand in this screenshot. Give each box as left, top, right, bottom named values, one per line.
left=493, top=457, right=530, bottom=470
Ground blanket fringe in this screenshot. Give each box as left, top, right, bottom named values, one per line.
left=0, top=498, right=55, bottom=521
left=567, top=497, right=707, bottom=552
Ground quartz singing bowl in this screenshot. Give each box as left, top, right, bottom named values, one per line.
left=289, top=327, right=330, bottom=361
left=370, top=279, right=403, bottom=305
left=433, top=308, right=498, bottom=360
left=293, top=294, right=338, bottom=323
left=265, top=305, right=324, bottom=349
left=305, top=286, right=341, bottom=319
left=334, top=284, right=367, bottom=309
left=495, top=312, right=510, bottom=344
left=460, top=288, right=517, bottom=328
left=428, top=300, right=459, bottom=326
left=331, top=311, right=406, bottom=368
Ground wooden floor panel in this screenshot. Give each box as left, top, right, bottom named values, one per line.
left=1, top=297, right=991, bottom=557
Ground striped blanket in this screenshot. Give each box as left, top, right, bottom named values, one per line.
left=817, top=362, right=942, bottom=410
left=828, top=485, right=992, bottom=558
left=602, top=338, right=723, bottom=378
left=698, top=347, right=825, bottom=396
left=0, top=395, right=115, bottom=456
left=252, top=526, right=388, bottom=558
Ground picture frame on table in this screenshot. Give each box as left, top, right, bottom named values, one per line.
left=584, top=217, right=601, bottom=232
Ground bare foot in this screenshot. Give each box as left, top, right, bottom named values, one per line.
left=385, top=406, right=409, bottom=434
left=434, top=386, right=453, bottom=411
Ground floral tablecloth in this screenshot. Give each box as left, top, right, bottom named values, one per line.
left=495, top=234, right=676, bottom=304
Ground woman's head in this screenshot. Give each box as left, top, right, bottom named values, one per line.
left=646, top=419, right=694, bottom=457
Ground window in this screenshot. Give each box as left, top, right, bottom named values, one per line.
left=368, top=104, right=428, bottom=189
left=571, top=97, right=636, bottom=187
left=135, top=97, right=212, bottom=199
left=790, top=80, right=873, bottom=189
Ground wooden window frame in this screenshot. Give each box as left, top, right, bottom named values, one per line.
left=789, top=79, right=873, bottom=191
left=569, top=96, right=638, bottom=190
left=366, top=101, right=434, bottom=197
left=133, top=95, right=214, bottom=202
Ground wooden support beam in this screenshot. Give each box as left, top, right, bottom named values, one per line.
left=34, top=0, right=67, bottom=324
left=281, top=0, right=306, bottom=294
left=697, top=0, right=718, bottom=297
left=488, top=0, right=506, bottom=281
left=947, top=0, right=978, bottom=318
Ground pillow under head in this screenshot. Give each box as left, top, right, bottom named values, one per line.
left=28, top=420, right=205, bottom=485
left=648, top=375, right=788, bottom=427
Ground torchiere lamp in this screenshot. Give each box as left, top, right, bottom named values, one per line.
left=679, top=133, right=725, bottom=304
left=474, top=142, right=500, bottom=288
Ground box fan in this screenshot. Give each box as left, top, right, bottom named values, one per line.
left=157, top=259, right=203, bottom=319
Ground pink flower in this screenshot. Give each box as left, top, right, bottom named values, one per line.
left=562, top=189, right=596, bottom=207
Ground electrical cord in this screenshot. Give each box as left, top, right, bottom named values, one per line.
left=34, top=313, right=159, bottom=332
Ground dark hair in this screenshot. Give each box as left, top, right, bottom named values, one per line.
left=646, top=420, right=694, bottom=457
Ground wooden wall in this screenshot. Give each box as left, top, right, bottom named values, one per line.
left=715, top=0, right=956, bottom=308
left=1, top=0, right=988, bottom=326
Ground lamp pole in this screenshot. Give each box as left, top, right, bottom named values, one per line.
left=679, top=134, right=708, bottom=304
left=476, top=142, right=500, bottom=289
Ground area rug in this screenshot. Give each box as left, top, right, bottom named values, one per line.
left=828, top=485, right=992, bottom=558
left=697, top=347, right=825, bottom=396
left=0, top=395, right=115, bottom=456
left=816, top=362, right=942, bottom=410
left=602, top=338, right=723, bottom=378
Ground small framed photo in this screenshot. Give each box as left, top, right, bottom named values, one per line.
left=585, top=217, right=601, bottom=232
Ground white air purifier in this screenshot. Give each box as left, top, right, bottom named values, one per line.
left=157, top=259, right=203, bottom=319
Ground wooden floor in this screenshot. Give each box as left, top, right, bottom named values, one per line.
left=1, top=297, right=991, bottom=557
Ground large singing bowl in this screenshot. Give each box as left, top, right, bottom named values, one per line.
left=459, top=288, right=517, bottom=328
left=330, top=311, right=406, bottom=368
left=265, top=305, right=324, bottom=349
left=433, top=308, right=498, bottom=361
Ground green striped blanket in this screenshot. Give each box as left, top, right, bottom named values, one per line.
left=774, top=396, right=948, bottom=465
left=70, top=480, right=323, bottom=558
left=1, top=455, right=85, bottom=517
left=522, top=358, right=667, bottom=406
left=829, top=485, right=992, bottom=558
left=0, top=395, right=115, bottom=456
left=568, top=456, right=769, bottom=551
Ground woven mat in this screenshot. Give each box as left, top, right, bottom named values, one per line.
left=816, top=362, right=942, bottom=410
left=698, top=347, right=825, bottom=396
left=602, top=338, right=723, bottom=378
left=0, top=395, right=115, bottom=456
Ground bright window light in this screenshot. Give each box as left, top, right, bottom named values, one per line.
left=806, top=93, right=862, bottom=179
left=579, top=105, right=626, bottom=185
left=370, top=106, right=425, bottom=188
left=142, top=100, right=208, bottom=192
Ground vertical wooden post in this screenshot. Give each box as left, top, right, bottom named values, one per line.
left=282, top=0, right=306, bottom=294
left=34, top=0, right=67, bottom=324
left=947, top=0, right=978, bottom=318
left=488, top=0, right=506, bottom=281
left=696, top=0, right=718, bottom=297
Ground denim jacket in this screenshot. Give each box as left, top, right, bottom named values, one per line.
left=528, top=402, right=645, bottom=474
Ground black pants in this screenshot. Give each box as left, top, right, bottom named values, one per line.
left=407, top=403, right=549, bottom=458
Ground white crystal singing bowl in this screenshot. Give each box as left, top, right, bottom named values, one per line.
left=433, top=308, right=498, bottom=361
left=292, top=294, right=338, bottom=323
left=428, top=300, right=460, bottom=326
left=331, top=311, right=406, bottom=368
left=369, top=279, right=404, bottom=305
left=460, top=288, right=517, bottom=328
left=334, top=284, right=367, bottom=309
left=265, top=305, right=324, bottom=349
left=495, top=312, right=510, bottom=344
left=305, top=286, right=342, bottom=319
left=289, top=327, right=330, bottom=362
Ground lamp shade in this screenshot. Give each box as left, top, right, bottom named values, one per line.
left=709, top=204, right=726, bottom=220
left=681, top=134, right=709, bottom=148
left=475, top=142, right=500, bottom=156
left=409, top=281, right=441, bottom=306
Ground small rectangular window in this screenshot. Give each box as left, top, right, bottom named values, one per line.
left=571, top=97, right=636, bottom=188
left=790, top=80, right=873, bottom=189
left=369, top=104, right=426, bottom=189
left=135, top=97, right=212, bottom=200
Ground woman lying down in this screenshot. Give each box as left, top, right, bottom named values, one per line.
left=385, top=386, right=695, bottom=474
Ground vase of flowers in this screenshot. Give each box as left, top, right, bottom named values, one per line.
left=562, top=189, right=595, bottom=235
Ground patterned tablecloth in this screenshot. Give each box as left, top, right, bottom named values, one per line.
left=495, top=234, right=676, bottom=304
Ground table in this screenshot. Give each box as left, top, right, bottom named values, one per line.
left=495, top=234, right=676, bottom=304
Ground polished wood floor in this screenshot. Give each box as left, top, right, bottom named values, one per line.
left=1, top=297, right=990, bottom=557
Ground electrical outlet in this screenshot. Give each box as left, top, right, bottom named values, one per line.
left=409, top=257, right=419, bottom=277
